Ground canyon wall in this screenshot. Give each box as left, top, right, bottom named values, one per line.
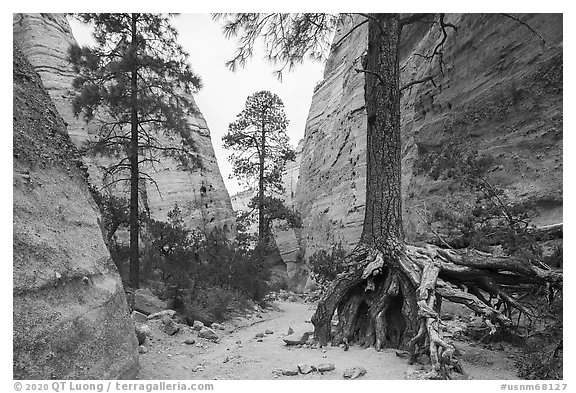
left=13, top=42, right=139, bottom=379
left=296, top=14, right=562, bottom=259
left=13, top=13, right=236, bottom=234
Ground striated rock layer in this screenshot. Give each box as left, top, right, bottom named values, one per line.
left=296, top=14, right=562, bottom=260
left=13, top=42, right=139, bottom=379
left=13, top=13, right=235, bottom=234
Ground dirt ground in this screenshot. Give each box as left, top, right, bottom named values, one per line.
left=136, top=299, right=520, bottom=380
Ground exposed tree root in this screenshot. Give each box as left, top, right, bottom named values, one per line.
left=311, top=241, right=562, bottom=379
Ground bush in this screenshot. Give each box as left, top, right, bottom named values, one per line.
left=140, top=204, right=273, bottom=323
left=309, top=242, right=348, bottom=287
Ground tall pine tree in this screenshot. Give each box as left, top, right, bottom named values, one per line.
left=223, top=91, right=297, bottom=247
left=69, top=13, right=203, bottom=288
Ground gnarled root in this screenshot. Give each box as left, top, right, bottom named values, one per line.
left=311, top=241, right=562, bottom=379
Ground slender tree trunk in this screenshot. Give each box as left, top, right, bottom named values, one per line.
left=129, top=13, right=140, bottom=289
left=258, top=118, right=266, bottom=247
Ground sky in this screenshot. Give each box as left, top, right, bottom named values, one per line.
left=68, top=14, right=326, bottom=197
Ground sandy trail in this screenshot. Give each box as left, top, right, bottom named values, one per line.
left=137, top=300, right=518, bottom=380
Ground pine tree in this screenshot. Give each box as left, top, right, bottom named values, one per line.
left=223, top=90, right=296, bottom=247
left=215, top=13, right=562, bottom=378
left=69, top=13, right=203, bottom=288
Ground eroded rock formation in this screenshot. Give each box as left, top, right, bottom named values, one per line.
left=296, top=14, right=562, bottom=259
left=13, top=42, right=139, bottom=379
left=13, top=13, right=236, bottom=234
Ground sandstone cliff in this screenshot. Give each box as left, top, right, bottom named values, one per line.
left=296, top=14, right=562, bottom=259
left=13, top=13, right=235, bottom=234
left=13, top=42, right=139, bottom=379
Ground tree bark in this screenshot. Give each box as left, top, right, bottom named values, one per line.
left=129, top=13, right=140, bottom=289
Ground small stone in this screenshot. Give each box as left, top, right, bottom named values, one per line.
left=192, top=320, right=204, bottom=331
left=211, top=323, right=225, bottom=330
left=198, top=326, right=218, bottom=340
left=283, top=329, right=313, bottom=346
left=265, top=329, right=274, bottom=334
left=161, top=317, right=180, bottom=336
left=236, top=340, right=242, bottom=344
left=317, top=363, right=335, bottom=372
left=287, top=327, right=294, bottom=335
left=343, top=366, right=367, bottom=379
left=257, top=338, right=263, bottom=342
left=298, top=364, right=314, bottom=374
left=255, top=332, right=265, bottom=338
left=282, top=367, right=299, bottom=376
left=135, top=324, right=152, bottom=344
left=223, top=356, right=229, bottom=363
left=138, top=345, right=148, bottom=354
left=132, top=310, right=148, bottom=323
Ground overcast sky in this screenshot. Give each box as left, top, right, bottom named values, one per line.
left=69, top=14, right=326, bottom=197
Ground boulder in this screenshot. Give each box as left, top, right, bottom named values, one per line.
left=184, top=338, right=196, bottom=345
left=265, top=329, right=274, bottom=335
left=133, top=289, right=167, bottom=315
left=211, top=322, right=225, bottom=330
left=343, top=366, right=367, bottom=379
left=198, top=327, right=218, bottom=340
left=138, top=345, right=148, bottom=354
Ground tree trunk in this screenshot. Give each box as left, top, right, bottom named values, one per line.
left=311, top=13, right=458, bottom=378
left=258, top=117, right=266, bottom=247
left=312, top=13, right=421, bottom=351
left=129, top=13, right=140, bottom=289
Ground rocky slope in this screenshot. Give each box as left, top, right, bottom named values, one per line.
left=13, top=42, right=139, bottom=379
left=296, top=14, right=562, bottom=259
left=13, top=13, right=235, bottom=234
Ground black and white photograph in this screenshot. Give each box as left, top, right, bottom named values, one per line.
left=12, top=8, right=565, bottom=386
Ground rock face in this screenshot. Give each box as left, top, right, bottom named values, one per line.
left=13, top=42, right=139, bottom=379
left=13, top=13, right=236, bottom=234
left=296, top=14, right=562, bottom=259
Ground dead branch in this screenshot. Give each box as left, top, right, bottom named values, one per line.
left=354, top=68, right=385, bottom=86
left=501, top=13, right=546, bottom=47
left=400, top=74, right=437, bottom=92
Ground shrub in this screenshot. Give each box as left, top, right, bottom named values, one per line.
left=309, top=242, right=348, bottom=287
